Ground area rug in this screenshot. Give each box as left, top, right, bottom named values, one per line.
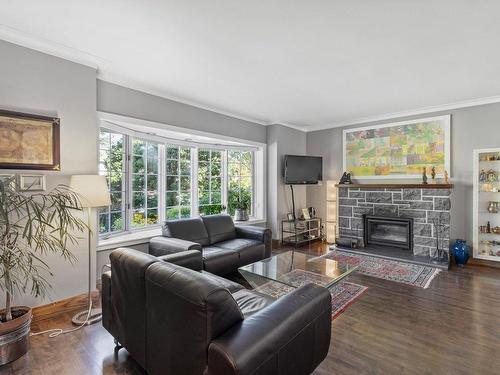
left=255, top=269, right=367, bottom=320
left=317, top=250, right=441, bottom=289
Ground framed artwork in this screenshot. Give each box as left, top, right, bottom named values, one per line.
left=18, top=174, right=46, bottom=192
left=0, top=174, right=16, bottom=189
left=343, top=115, right=450, bottom=179
left=0, top=110, right=60, bottom=170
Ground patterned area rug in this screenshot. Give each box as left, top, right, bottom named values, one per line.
left=319, top=250, right=441, bottom=289
left=255, top=269, right=367, bottom=320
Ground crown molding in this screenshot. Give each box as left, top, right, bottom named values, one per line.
left=0, top=24, right=107, bottom=69
left=305, top=94, right=500, bottom=132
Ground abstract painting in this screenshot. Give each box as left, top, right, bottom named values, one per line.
left=0, top=110, right=60, bottom=170
left=343, top=115, right=450, bottom=179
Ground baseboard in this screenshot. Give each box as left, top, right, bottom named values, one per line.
left=32, top=290, right=100, bottom=324
left=468, top=258, right=500, bottom=269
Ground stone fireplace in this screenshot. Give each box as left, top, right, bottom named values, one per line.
left=337, top=185, right=452, bottom=259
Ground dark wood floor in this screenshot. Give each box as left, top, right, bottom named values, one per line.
left=3, top=242, right=500, bottom=375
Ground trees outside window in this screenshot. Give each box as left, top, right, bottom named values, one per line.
left=198, top=150, right=224, bottom=215
left=131, top=138, right=160, bottom=228
left=166, top=145, right=192, bottom=219
left=227, top=151, right=253, bottom=215
left=98, top=130, right=125, bottom=234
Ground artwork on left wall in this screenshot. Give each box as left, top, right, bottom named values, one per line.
left=0, top=110, right=60, bottom=170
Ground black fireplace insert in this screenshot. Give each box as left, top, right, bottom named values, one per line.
left=363, top=215, right=413, bottom=250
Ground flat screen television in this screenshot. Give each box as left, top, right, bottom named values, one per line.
left=284, top=155, right=323, bottom=184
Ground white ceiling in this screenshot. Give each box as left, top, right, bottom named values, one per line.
left=2, top=0, right=500, bottom=131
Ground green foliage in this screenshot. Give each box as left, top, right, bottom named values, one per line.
left=199, top=204, right=226, bottom=216
left=0, top=177, right=87, bottom=320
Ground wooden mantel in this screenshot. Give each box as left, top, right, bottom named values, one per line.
left=335, top=183, right=454, bottom=189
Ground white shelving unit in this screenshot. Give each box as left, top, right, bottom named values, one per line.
left=473, top=148, right=500, bottom=262
left=326, top=180, right=337, bottom=244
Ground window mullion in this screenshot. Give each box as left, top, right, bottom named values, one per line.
left=192, top=147, right=199, bottom=216
left=159, top=144, right=166, bottom=225
left=126, top=135, right=133, bottom=232
left=222, top=150, right=228, bottom=212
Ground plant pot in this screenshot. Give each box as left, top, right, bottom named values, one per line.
left=0, top=306, right=32, bottom=365
left=234, top=209, right=249, bottom=221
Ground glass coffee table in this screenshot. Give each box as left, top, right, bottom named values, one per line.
left=239, top=250, right=358, bottom=290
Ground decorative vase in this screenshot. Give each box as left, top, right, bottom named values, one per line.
left=488, top=201, right=498, bottom=213
left=451, top=239, right=470, bottom=266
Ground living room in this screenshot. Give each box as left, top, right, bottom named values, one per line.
left=0, top=2, right=499, bottom=375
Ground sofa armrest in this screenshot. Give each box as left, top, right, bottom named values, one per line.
left=149, top=236, right=202, bottom=256
left=101, top=270, right=113, bottom=333
left=157, top=250, right=203, bottom=271
left=235, top=225, right=272, bottom=258
left=207, top=284, right=332, bottom=375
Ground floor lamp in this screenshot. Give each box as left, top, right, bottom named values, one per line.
left=69, top=175, right=111, bottom=326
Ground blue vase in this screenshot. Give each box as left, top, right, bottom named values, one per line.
left=451, top=239, right=470, bottom=266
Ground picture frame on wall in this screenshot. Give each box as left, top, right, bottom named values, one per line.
left=343, top=115, right=450, bottom=179
left=18, top=174, right=46, bottom=192
left=0, top=174, right=16, bottom=189
left=0, top=110, right=60, bottom=170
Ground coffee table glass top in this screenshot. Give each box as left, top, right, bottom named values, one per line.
left=239, top=250, right=358, bottom=289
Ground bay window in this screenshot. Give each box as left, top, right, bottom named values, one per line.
left=198, top=149, right=224, bottom=215
left=166, top=145, right=192, bottom=219
left=98, top=129, right=125, bottom=234
left=98, top=127, right=262, bottom=237
left=131, top=138, right=160, bottom=228
left=227, top=150, right=253, bottom=216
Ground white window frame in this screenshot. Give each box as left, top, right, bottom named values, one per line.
left=98, top=115, right=267, bottom=240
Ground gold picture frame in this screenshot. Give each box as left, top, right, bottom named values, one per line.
left=0, top=110, right=60, bottom=170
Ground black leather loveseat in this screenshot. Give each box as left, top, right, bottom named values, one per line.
left=149, top=214, right=272, bottom=275
left=102, top=248, right=332, bottom=375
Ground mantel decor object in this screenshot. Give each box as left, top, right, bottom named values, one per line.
left=0, top=110, right=60, bottom=170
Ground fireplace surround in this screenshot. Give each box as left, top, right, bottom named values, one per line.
left=337, top=185, right=452, bottom=259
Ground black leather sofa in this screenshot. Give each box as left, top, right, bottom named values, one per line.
left=102, top=248, right=332, bottom=375
left=149, top=214, right=272, bottom=275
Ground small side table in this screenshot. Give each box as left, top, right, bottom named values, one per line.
left=281, top=218, right=322, bottom=248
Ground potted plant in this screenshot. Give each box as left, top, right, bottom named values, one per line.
left=0, top=177, right=86, bottom=365
left=234, top=197, right=249, bottom=221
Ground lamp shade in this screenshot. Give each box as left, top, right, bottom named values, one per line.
left=70, top=175, right=111, bottom=208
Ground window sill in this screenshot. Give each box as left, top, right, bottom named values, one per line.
left=97, top=228, right=162, bottom=251
left=234, top=218, right=267, bottom=226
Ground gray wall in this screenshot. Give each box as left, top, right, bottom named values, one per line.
left=0, top=40, right=98, bottom=307
left=97, top=80, right=267, bottom=144
left=307, top=103, right=500, bottom=245
left=267, top=124, right=307, bottom=239
left=0, top=41, right=270, bottom=308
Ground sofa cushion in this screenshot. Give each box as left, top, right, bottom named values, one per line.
left=202, top=247, right=240, bottom=276
left=201, top=214, right=236, bottom=244
left=215, top=238, right=265, bottom=266
left=162, top=217, right=210, bottom=246
left=231, top=289, right=276, bottom=318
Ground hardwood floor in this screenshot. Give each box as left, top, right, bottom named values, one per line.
left=3, top=242, right=500, bottom=375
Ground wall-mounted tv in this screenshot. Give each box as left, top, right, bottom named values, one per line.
left=284, top=155, right=323, bottom=185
